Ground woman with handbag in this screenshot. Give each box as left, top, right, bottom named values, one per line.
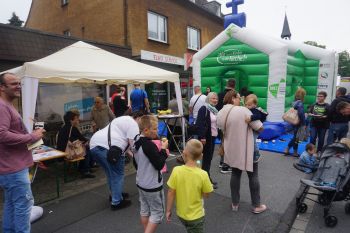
left=196, top=92, right=219, bottom=189
left=217, top=90, right=267, bottom=213
left=57, top=111, right=95, bottom=178
left=284, top=88, right=307, bottom=157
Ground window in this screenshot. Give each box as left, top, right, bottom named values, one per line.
left=147, top=11, right=167, bottom=43
left=63, top=30, right=71, bottom=36
left=187, top=27, right=200, bottom=50
left=61, top=0, right=69, bottom=6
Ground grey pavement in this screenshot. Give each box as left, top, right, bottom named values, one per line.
left=22, top=150, right=307, bottom=233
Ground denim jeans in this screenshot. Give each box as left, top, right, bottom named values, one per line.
left=288, top=126, right=300, bottom=152
left=310, top=127, right=327, bottom=152
left=90, top=146, right=125, bottom=205
left=327, top=123, right=349, bottom=145
left=0, top=168, right=34, bottom=233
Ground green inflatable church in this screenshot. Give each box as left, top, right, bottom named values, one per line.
left=192, top=24, right=338, bottom=122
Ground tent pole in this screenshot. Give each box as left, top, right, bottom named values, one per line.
left=21, top=77, right=39, bottom=133
left=174, top=81, right=185, bottom=151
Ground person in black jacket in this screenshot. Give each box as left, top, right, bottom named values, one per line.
left=133, top=115, right=168, bottom=232
left=327, top=87, right=350, bottom=144
left=113, top=86, right=129, bottom=118
left=196, top=92, right=219, bottom=189
left=57, top=111, right=95, bottom=178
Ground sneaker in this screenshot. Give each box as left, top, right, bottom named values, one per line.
left=220, top=166, right=232, bottom=174
left=232, top=204, right=239, bottom=212
left=109, top=192, right=130, bottom=202
left=253, top=152, right=262, bottom=163
left=252, top=204, right=267, bottom=214
left=219, top=162, right=223, bottom=168
left=111, top=199, right=131, bottom=211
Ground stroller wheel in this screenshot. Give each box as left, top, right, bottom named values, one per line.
left=345, top=203, right=350, bottom=215
left=325, top=215, right=338, bottom=228
left=297, top=203, right=308, bottom=213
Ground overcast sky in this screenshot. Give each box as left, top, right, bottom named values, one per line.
left=0, top=0, right=349, bottom=52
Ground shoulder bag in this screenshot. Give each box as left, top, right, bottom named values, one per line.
left=187, top=94, right=203, bottom=136
left=65, top=126, right=86, bottom=160
left=107, top=120, right=129, bottom=164
left=218, top=106, right=235, bottom=156
left=282, top=104, right=300, bottom=125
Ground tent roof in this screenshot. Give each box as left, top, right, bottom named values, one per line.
left=4, top=41, right=179, bottom=84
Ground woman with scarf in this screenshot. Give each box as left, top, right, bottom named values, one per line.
left=196, top=92, right=219, bottom=189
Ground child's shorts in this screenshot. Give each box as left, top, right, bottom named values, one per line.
left=138, top=188, right=165, bottom=224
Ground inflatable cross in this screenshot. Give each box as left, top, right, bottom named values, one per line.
left=224, top=0, right=246, bottom=28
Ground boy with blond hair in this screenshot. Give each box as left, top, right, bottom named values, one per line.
left=133, top=115, right=168, bottom=233
left=245, top=94, right=268, bottom=162
left=166, top=139, right=213, bottom=233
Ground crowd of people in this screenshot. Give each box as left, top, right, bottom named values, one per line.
left=1, top=71, right=350, bottom=233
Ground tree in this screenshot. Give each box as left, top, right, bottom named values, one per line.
left=8, top=12, right=24, bottom=27
left=304, top=41, right=326, bottom=49
left=338, top=50, right=350, bottom=77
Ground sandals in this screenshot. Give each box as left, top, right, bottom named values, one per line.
left=252, top=204, right=267, bottom=214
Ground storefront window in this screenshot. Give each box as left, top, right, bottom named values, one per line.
left=35, top=83, right=105, bottom=146
left=145, top=83, right=168, bottom=113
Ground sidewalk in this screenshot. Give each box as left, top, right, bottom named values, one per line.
left=0, top=150, right=309, bottom=233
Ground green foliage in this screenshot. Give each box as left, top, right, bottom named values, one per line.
left=338, top=50, right=350, bottom=77
left=8, top=12, right=24, bottom=27
left=304, top=41, right=326, bottom=49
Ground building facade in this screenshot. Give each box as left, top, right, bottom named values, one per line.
left=26, top=0, right=223, bottom=111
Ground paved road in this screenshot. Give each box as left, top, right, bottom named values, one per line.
left=24, top=151, right=306, bottom=233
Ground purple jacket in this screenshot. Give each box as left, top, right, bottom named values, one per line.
left=0, top=98, right=40, bottom=174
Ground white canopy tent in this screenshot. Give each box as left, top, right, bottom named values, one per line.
left=2, top=41, right=184, bottom=142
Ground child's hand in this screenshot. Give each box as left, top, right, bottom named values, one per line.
left=245, top=117, right=251, bottom=123
left=161, top=138, right=169, bottom=149
left=166, top=210, right=172, bottom=222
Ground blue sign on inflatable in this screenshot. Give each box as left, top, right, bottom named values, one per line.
left=224, top=0, right=246, bottom=29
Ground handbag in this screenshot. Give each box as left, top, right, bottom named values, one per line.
left=187, top=94, right=203, bottom=136
left=218, top=106, right=235, bottom=157
left=282, top=107, right=300, bottom=125
left=107, top=120, right=129, bottom=164
left=65, top=127, right=86, bottom=160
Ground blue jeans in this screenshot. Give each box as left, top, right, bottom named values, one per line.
left=288, top=126, right=300, bottom=152
left=327, top=123, right=349, bottom=145
left=310, top=127, right=327, bottom=152
left=90, top=146, right=125, bottom=205
left=0, top=168, right=34, bottom=233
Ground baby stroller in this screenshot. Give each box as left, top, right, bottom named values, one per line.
left=296, top=142, right=350, bottom=227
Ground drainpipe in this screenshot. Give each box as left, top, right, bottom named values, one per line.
left=123, top=0, right=128, bottom=46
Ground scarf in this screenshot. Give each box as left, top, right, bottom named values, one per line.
left=205, top=103, right=218, bottom=115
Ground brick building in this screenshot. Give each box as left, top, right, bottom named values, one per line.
left=26, top=0, right=224, bottom=110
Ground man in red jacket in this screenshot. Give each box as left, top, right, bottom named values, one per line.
left=0, top=73, right=45, bottom=233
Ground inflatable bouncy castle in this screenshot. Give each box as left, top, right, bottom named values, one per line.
left=192, top=24, right=338, bottom=122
